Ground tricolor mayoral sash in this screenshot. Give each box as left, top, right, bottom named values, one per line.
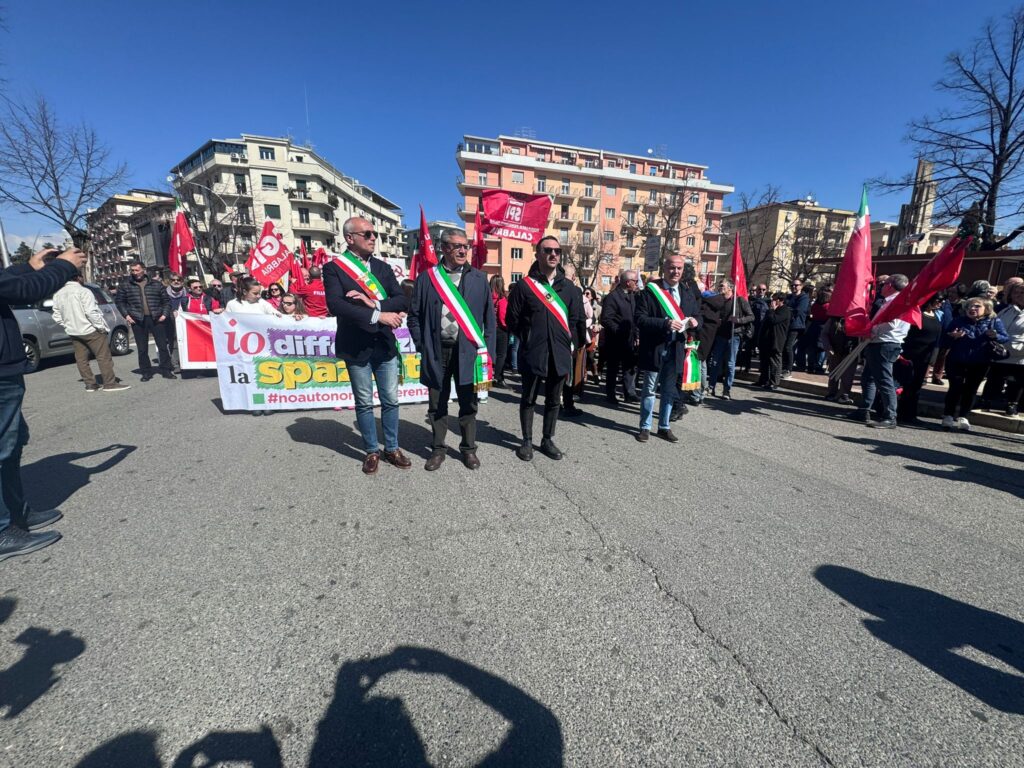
left=427, top=266, right=493, bottom=391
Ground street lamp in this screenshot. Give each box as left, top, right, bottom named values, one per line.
left=167, top=173, right=236, bottom=282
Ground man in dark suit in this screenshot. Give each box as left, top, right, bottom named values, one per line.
left=506, top=236, right=584, bottom=462
left=599, top=269, right=639, bottom=405
left=634, top=254, right=701, bottom=442
left=324, top=216, right=411, bottom=475
left=756, top=292, right=792, bottom=390
left=408, top=230, right=495, bottom=471
left=782, top=278, right=810, bottom=377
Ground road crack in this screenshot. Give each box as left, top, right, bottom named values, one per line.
left=532, top=463, right=838, bottom=768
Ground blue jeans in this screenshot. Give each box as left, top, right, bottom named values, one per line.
left=346, top=354, right=400, bottom=453
left=640, top=346, right=678, bottom=431
left=707, top=335, right=741, bottom=390
left=507, top=335, right=520, bottom=372
left=860, top=342, right=901, bottom=421
left=0, top=375, right=30, bottom=530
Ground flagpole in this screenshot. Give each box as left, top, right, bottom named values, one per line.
left=828, top=338, right=869, bottom=381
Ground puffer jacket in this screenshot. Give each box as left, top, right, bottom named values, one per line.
left=945, top=316, right=1009, bottom=365
left=115, top=277, right=171, bottom=322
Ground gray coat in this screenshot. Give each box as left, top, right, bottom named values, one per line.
left=408, top=265, right=496, bottom=389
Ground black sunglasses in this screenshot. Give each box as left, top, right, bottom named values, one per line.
left=542, top=247, right=562, bottom=256
left=352, top=231, right=377, bottom=239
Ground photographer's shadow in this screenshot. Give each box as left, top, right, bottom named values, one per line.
left=21, top=444, right=136, bottom=511
left=308, top=645, right=564, bottom=767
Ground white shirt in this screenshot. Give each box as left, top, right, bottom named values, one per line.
left=871, top=293, right=911, bottom=344
left=225, top=298, right=278, bottom=315
left=51, top=281, right=108, bottom=336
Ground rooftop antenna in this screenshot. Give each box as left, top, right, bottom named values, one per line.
left=304, top=84, right=313, bottom=149
left=647, top=144, right=669, bottom=159
left=513, top=126, right=536, bottom=139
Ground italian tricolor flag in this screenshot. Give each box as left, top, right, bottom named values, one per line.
left=830, top=185, right=873, bottom=336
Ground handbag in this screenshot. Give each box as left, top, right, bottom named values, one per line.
left=986, top=340, right=1010, bottom=360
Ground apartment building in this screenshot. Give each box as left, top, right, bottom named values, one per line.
left=721, top=198, right=856, bottom=289
left=169, top=135, right=405, bottom=276
left=456, top=135, right=733, bottom=291
left=87, top=189, right=173, bottom=291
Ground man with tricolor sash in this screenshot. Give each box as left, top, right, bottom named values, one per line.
left=324, top=217, right=411, bottom=475
left=635, top=254, right=701, bottom=443
left=505, top=236, right=584, bottom=461
left=408, top=230, right=496, bottom=471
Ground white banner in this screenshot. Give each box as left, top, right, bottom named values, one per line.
left=210, top=313, right=434, bottom=412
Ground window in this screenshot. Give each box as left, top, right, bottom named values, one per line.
left=626, top=234, right=635, bottom=247
left=686, top=236, right=696, bottom=246
left=649, top=166, right=657, bottom=176
left=561, top=178, right=570, bottom=194
left=602, top=275, right=612, bottom=287
left=559, top=228, right=570, bottom=244
left=477, top=171, right=488, bottom=185
left=628, top=187, right=637, bottom=202
left=511, top=272, right=523, bottom=282
left=237, top=205, right=251, bottom=224
left=511, top=247, right=523, bottom=260
left=688, top=215, right=698, bottom=226
left=584, top=158, right=599, bottom=168
left=296, top=179, right=307, bottom=190
left=706, top=200, right=715, bottom=211
left=298, top=208, right=310, bottom=224
left=264, top=204, right=281, bottom=219
left=582, top=207, right=593, bottom=222
left=507, top=147, right=521, bottom=155
left=606, top=184, right=616, bottom=196
left=300, top=235, right=312, bottom=251
left=261, top=174, right=277, bottom=190
left=605, top=207, right=615, bottom=220
left=628, top=162, right=637, bottom=174
left=582, top=232, right=592, bottom=245
left=536, top=175, right=546, bottom=192
left=294, top=155, right=303, bottom=163
left=625, top=211, right=636, bottom=225
left=258, top=146, right=275, bottom=160
left=584, top=183, right=594, bottom=196
left=512, top=171, right=524, bottom=184
left=560, top=205, right=570, bottom=218
left=690, top=193, right=700, bottom=205
left=234, top=173, right=247, bottom=194
left=603, top=230, right=614, bottom=243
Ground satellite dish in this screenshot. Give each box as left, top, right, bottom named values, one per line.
left=646, top=148, right=654, bottom=155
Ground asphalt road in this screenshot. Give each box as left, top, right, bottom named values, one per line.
left=2, top=352, right=1022, bottom=767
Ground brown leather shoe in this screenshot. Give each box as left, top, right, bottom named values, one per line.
left=424, top=449, right=446, bottom=471
left=461, top=451, right=480, bottom=470
left=362, top=452, right=380, bottom=475
left=382, top=448, right=411, bottom=469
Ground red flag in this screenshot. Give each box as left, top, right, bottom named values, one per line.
left=245, top=220, right=293, bottom=287
left=299, top=240, right=310, bottom=269
left=480, top=190, right=552, bottom=244
left=222, top=261, right=234, bottom=277
left=288, top=253, right=307, bottom=290
left=728, top=233, right=748, bottom=299
left=472, top=209, right=488, bottom=269
left=313, top=247, right=328, bottom=267
left=870, top=236, right=970, bottom=329
left=167, top=202, right=195, bottom=276
left=703, top=270, right=713, bottom=291
left=830, top=186, right=873, bottom=336
left=410, top=205, right=438, bottom=280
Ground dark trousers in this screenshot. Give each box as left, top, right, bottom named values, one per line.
left=520, top=358, right=564, bottom=442
left=493, top=329, right=509, bottom=383
left=132, top=316, right=172, bottom=373
left=897, top=351, right=932, bottom=421
left=427, top=345, right=478, bottom=453
left=71, top=330, right=116, bottom=388
left=782, top=329, right=802, bottom=373
left=0, top=376, right=30, bottom=530
left=603, top=346, right=637, bottom=400
left=860, top=342, right=901, bottom=422
left=985, top=362, right=1024, bottom=408
left=756, top=346, right=783, bottom=387
left=826, top=349, right=858, bottom=398
left=944, top=361, right=990, bottom=417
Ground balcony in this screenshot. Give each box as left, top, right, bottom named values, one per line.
left=577, top=216, right=598, bottom=228
left=704, top=207, right=725, bottom=217
left=456, top=204, right=475, bottom=221
left=288, top=189, right=328, bottom=204
left=554, top=212, right=578, bottom=225
left=643, top=196, right=661, bottom=210
left=622, top=197, right=640, bottom=209
left=576, top=240, right=597, bottom=251
left=456, top=175, right=490, bottom=193
left=620, top=243, right=639, bottom=254
left=293, top=217, right=339, bottom=234
left=554, top=186, right=576, bottom=202
left=580, top=187, right=599, bottom=201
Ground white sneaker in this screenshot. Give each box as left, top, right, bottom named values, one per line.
left=941, top=415, right=956, bottom=429
left=956, top=417, right=971, bottom=431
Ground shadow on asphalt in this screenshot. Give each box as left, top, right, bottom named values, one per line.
left=22, top=444, right=136, bottom=511
left=835, top=435, right=1024, bottom=500
left=285, top=417, right=366, bottom=462
left=0, top=596, right=86, bottom=720
left=73, top=646, right=564, bottom=768
left=815, top=565, right=1024, bottom=714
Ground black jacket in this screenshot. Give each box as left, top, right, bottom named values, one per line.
left=635, top=280, right=702, bottom=374
left=505, top=262, right=584, bottom=377
left=408, top=264, right=495, bottom=389
left=323, top=253, right=408, bottom=364
left=716, top=295, right=755, bottom=339
left=759, top=306, right=792, bottom=353
left=599, top=286, right=636, bottom=353
left=115, top=277, right=171, bottom=323
left=2, top=260, right=78, bottom=376
left=785, top=291, right=810, bottom=330
left=697, top=294, right=726, bottom=361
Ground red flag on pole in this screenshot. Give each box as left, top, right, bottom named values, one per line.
left=472, top=209, right=488, bottom=269
left=703, top=270, right=714, bottom=292
left=245, top=220, right=293, bottom=287
left=480, top=190, right=552, bottom=244
left=870, top=236, right=970, bottom=330
left=410, top=205, right=438, bottom=280
left=829, top=186, right=874, bottom=336
left=313, top=247, right=329, bottom=267
left=299, top=240, right=310, bottom=269
left=167, top=201, right=196, bottom=276
left=288, top=252, right=307, bottom=290
left=728, top=233, right=748, bottom=299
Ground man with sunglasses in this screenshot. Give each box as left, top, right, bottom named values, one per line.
left=324, top=217, right=411, bottom=474
left=408, top=230, right=495, bottom=471
left=506, top=236, right=584, bottom=461
left=738, top=284, right=769, bottom=372
left=782, top=278, right=810, bottom=377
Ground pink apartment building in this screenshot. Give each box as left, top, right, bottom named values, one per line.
left=456, top=134, right=733, bottom=292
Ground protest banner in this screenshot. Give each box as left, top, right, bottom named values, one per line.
left=480, top=190, right=552, bottom=244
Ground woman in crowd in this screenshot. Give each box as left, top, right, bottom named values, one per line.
left=225, top=277, right=280, bottom=315
left=941, top=297, right=1009, bottom=430
left=265, top=282, right=285, bottom=310
left=896, top=293, right=944, bottom=424
left=582, top=288, right=601, bottom=384
left=983, top=282, right=1024, bottom=416
left=490, top=275, right=509, bottom=388
left=279, top=292, right=307, bottom=318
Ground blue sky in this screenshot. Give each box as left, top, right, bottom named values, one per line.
left=2, top=0, right=1021, bottom=249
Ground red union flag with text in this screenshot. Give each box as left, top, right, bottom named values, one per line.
left=246, top=220, right=293, bottom=287
left=480, top=190, right=552, bottom=244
